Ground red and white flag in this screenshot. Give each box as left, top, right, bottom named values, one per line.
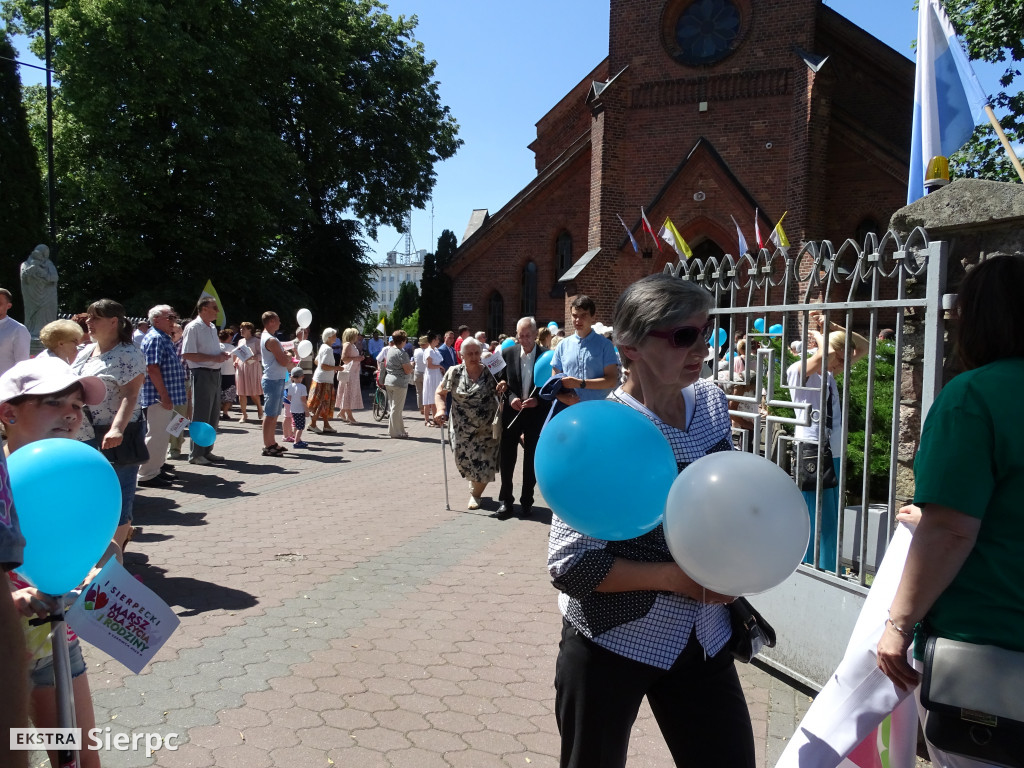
left=754, top=208, right=764, bottom=249
left=640, top=207, right=662, bottom=251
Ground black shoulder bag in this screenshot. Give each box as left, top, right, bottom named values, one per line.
left=796, top=385, right=838, bottom=491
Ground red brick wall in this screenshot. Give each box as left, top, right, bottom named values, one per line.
left=449, top=0, right=913, bottom=333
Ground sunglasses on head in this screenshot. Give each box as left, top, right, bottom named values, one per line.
left=647, top=322, right=714, bottom=348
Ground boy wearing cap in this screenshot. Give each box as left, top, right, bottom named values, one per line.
left=287, top=366, right=309, bottom=448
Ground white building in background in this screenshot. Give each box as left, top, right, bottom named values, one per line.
left=371, top=249, right=425, bottom=320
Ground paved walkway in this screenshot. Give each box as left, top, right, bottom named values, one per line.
left=48, top=393, right=814, bottom=767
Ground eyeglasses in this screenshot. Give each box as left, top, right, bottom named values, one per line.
left=647, top=322, right=714, bottom=348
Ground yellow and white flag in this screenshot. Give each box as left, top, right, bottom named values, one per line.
left=199, top=280, right=226, bottom=328
left=770, top=211, right=791, bottom=250
left=658, top=217, right=693, bottom=259
left=375, top=314, right=386, bottom=335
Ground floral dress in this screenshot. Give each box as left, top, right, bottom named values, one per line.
left=439, top=363, right=500, bottom=483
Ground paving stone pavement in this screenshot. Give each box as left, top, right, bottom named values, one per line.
left=38, top=393, right=819, bottom=767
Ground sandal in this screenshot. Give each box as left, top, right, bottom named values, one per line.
left=262, top=444, right=287, bottom=456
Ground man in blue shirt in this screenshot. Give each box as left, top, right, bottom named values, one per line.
left=551, top=295, right=619, bottom=410
left=437, top=330, right=457, bottom=371
left=138, top=304, right=188, bottom=487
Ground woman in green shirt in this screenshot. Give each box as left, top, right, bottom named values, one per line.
left=878, top=255, right=1024, bottom=709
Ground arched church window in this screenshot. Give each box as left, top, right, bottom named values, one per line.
left=556, top=232, right=573, bottom=278
left=663, top=0, right=745, bottom=67
left=488, top=292, right=504, bottom=341
left=522, top=261, right=538, bottom=317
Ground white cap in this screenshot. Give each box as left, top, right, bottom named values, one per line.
left=0, top=357, right=105, bottom=406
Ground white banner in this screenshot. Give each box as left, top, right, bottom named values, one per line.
left=775, top=523, right=918, bottom=768
left=66, top=559, right=180, bottom=674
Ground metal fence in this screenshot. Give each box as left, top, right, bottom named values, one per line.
left=665, top=227, right=950, bottom=687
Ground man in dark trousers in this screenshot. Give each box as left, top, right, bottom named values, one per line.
left=495, top=316, right=551, bottom=520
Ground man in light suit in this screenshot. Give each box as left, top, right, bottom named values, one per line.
left=495, top=316, right=551, bottom=520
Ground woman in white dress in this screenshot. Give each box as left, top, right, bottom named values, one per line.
left=422, top=333, right=444, bottom=426
left=334, top=327, right=364, bottom=424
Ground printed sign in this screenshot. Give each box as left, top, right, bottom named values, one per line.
left=483, top=352, right=506, bottom=375
left=462, top=303, right=472, bottom=311
left=66, top=559, right=180, bottom=674
left=232, top=344, right=253, bottom=362
left=166, top=414, right=188, bottom=437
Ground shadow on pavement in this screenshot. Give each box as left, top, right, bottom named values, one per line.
left=124, top=555, right=258, bottom=617
left=132, top=495, right=208, bottom=527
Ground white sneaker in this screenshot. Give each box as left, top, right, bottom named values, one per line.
left=189, top=456, right=211, bottom=466
left=467, top=495, right=480, bottom=510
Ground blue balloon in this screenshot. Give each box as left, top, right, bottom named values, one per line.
left=769, top=323, right=783, bottom=336
left=547, top=321, right=559, bottom=331
left=7, top=439, right=121, bottom=595
left=533, top=350, right=555, bottom=389
left=716, top=327, right=727, bottom=348
left=500, top=338, right=516, bottom=350
left=190, top=421, right=217, bottom=447
left=753, top=318, right=765, bottom=333
left=535, top=401, right=677, bottom=540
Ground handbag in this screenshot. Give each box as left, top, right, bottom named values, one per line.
left=93, top=418, right=150, bottom=466
left=795, top=386, right=838, bottom=491
left=491, top=397, right=503, bottom=440
left=727, top=598, right=776, bottom=663
left=795, top=441, right=838, bottom=491
left=920, top=636, right=1024, bottom=767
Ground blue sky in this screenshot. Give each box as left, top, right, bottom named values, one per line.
left=8, top=1, right=1011, bottom=264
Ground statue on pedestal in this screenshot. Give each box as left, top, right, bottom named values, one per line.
left=20, top=244, right=58, bottom=338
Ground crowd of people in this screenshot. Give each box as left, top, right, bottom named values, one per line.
left=1, top=255, right=1021, bottom=768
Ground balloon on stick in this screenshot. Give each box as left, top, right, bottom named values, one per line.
left=663, top=451, right=809, bottom=596
left=189, top=421, right=217, bottom=447
left=297, top=339, right=314, bottom=358
left=535, top=401, right=677, bottom=540
left=8, top=439, right=122, bottom=594
left=533, top=350, right=555, bottom=388
left=769, top=324, right=784, bottom=336
left=753, top=318, right=765, bottom=333
left=296, top=308, right=313, bottom=329
left=500, top=338, right=516, bottom=350
left=716, top=327, right=727, bottom=348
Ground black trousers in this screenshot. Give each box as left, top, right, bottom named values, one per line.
left=498, top=413, right=541, bottom=506
left=554, top=621, right=755, bottom=768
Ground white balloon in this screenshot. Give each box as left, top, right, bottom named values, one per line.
left=663, top=451, right=809, bottom=596
left=297, top=339, right=314, bottom=358
left=296, top=308, right=313, bottom=329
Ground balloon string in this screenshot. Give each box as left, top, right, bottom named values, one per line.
left=702, top=586, right=707, bottom=662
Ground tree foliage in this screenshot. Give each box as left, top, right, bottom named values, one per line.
left=418, top=229, right=457, bottom=333
left=388, top=280, right=419, bottom=334
left=944, top=0, right=1023, bottom=182
left=2, top=0, right=460, bottom=326
left=0, top=32, right=46, bottom=314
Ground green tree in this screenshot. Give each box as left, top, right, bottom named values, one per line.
left=0, top=32, right=46, bottom=312
left=263, top=0, right=462, bottom=238
left=944, top=0, right=1023, bottom=181
left=3, top=0, right=461, bottom=323
left=388, top=280, right=418, bottom=332
left=419, top=228, right=457, bottom=333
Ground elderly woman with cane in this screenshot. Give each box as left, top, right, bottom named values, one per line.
left=433, top=337, right=507, bottom=510
left=548, top=273, right=754, bottom=768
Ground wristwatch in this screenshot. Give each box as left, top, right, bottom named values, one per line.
left=579, top=379, right=587, bottom=389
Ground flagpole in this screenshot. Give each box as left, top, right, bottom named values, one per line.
left=984, top=105, right=1024, bottom=184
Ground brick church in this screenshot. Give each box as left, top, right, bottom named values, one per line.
left=447, top=0, right=914, bottom=336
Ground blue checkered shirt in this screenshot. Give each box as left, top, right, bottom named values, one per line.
left=547, top=380, right=735, bottom=669
left=140, top=328, right=188, bottom=408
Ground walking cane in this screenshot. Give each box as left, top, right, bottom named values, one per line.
left=439, top=421, right=451, bottom=510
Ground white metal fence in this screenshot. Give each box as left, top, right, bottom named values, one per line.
left=665, top=227, right=950, bottom=687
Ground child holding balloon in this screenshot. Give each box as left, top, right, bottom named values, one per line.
left=0, top=357, right=113, bottom=768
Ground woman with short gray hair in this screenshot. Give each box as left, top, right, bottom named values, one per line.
left=308, top=327, right=342, bottom=433
left=548, top=273, right=754, bottom=767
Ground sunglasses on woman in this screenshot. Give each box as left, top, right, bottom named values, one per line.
left=647, top=322, right=714, bottom=348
